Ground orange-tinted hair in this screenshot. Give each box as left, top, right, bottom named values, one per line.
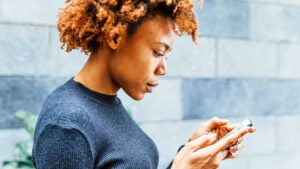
left=57, top=0, right=201, bottom=54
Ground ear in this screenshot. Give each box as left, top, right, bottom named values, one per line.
left=106, top=33, right=123, bottom=50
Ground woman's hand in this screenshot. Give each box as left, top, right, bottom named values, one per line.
left=171, top=118, right=255, bottom=169
left=188, top=117, right=254, bottom=155
left=188, top=117, right=233, bottom=142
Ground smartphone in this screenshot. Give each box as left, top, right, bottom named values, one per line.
left=220, top=119, right=253, bottom=141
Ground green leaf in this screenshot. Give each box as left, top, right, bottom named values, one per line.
left=1, top=111, right=37, bottom=169
left=2, top=159, right=34, bottom=169
left=14, top=141, right=32, bottom=161
left=14, top=111, right=38, bottom=139
left=2, top=161, right=18, bottom=169
left=125, top=107, right=132, bottom=117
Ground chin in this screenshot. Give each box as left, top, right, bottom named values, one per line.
left=131, top=94, right=145, bottom=101
left=127, top=92, right=145, bottom=101
left=123, top=88, right=146, bottom=101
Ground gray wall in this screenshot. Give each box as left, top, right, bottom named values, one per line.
left=1, top=0, right=300, bottom=169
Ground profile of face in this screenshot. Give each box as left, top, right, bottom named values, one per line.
left=107, top=15, right=175, bottom=100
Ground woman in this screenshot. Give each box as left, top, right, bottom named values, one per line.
left=32, top=0, right=255, bottom=168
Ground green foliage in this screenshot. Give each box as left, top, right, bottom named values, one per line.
left=126, top=107, right=133, bottom=117
left=2, top=111, right=37, bottom=169
left=14, top=111, right=37, bottom=139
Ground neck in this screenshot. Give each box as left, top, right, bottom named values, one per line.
left=74, top=49, right=119, bottom=96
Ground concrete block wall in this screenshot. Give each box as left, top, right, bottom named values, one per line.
left=1, top=0, right=300, bottom=169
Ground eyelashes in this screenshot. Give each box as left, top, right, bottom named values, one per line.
left=153, top=50, right=169, bottom=61
left=153, top=50, right=164, bottom=57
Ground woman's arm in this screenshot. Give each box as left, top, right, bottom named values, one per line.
left=33, top=124, right=94, bottom=169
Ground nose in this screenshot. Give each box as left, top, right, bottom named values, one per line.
left=155, top=58, right=167, bottom=76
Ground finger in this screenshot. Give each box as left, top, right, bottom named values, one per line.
left=221, top=150, right=230, bottom=160
left=248, top=127, right=256, bottom=133
left=225, top=151, right=238, bottom=159
left=229, top=137, right=243, bottom=147
left=188, top=118, right=229, bottom=142
left=225, top=124, right=238, bottom=132
left=186, top=133, right=217, bottom=152
left=209, top=127, right=249, bottom=155
left=218, top=124, right=238, bottom=138
left=215, top=149, right=230, bottom=162
left=236, top=137, right=244, bottom=146
left=237, top=137, right=244, bottom=144
left=228, top=143, right=244, bottom=153
left=205, top=117, right=229, bottom=132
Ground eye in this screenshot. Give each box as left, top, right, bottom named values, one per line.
left=153, top=50, right=164, bottom=58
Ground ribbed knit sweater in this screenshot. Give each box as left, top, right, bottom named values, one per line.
left=32, top=78, right=159, bottom=169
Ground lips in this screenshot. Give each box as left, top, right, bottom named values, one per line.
left=146, top=83, right=158, bottom=93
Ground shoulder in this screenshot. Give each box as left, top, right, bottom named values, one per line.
left=36, top=100, right=92, bottom=137
left=35, top=82, right=93, bottom=140
left=38, top=79, right=92, bottom=128
left=42, top=79, right=84, bottom=111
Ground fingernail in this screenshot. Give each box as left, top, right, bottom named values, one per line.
left=247, top=127, right=254, bottom=132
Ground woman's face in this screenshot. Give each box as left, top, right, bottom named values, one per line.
left=107, top=15, right=175, bottom=100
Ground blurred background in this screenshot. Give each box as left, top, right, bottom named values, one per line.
left=0, top=0, right=300, bottom=168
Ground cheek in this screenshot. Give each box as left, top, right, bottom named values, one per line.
left=132, top=54, right=155, bottom=75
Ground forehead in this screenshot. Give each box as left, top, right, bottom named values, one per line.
left=127, top=15, right=175, bottom=46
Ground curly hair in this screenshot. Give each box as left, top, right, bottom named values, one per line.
left=57, top=0, right=203, bottom=54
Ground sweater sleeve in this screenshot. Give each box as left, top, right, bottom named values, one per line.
left=33, top=124, right=93, bottom=169
left=166, top=145, right=185, bottom=169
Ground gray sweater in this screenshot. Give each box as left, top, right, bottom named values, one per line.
left=32, top=78, right=159, bottom=169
